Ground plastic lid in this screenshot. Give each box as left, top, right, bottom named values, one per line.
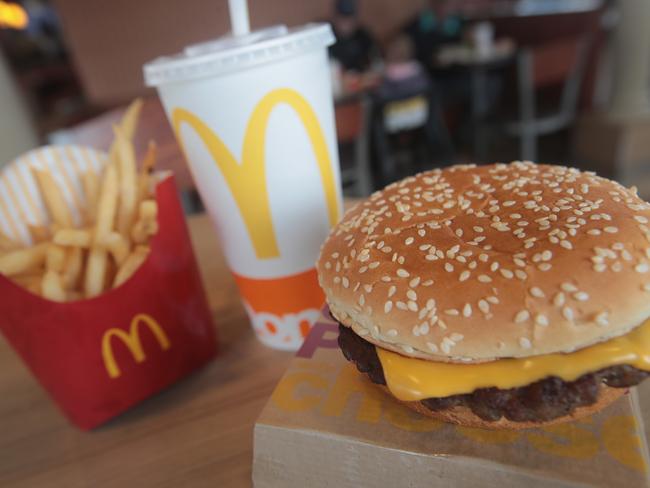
left=144, top=23, right=334, bottom=87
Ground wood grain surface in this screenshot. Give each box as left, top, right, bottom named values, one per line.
left=0, top=214, right=293, bottom=487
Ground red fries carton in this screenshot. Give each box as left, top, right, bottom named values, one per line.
left=0, top=146, right=216, bottom=430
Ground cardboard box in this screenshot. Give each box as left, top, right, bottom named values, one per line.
left=253, top=308, right=650, bottom=487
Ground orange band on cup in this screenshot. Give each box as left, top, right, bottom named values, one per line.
left=232, top=268, right=324, bottom=316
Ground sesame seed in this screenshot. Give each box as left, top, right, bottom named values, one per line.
left=643, top=283, right=650, bottom=292
left=487, top=296, right=499, bottom=304
left=386, top=328, right=398, bottom=337
left=513, top=258, right=525, bottom=268
left=479, top=253, right=489, bottom=262
left=535, top=314, right=549, bottom=326
left=490, top=262, right=500, bottom=271
left=537, top=263, right=552, bottom=272
left=459, top=270, right=471, bottom=282
left=463, top=303, right=472, bottom=317
left=562, top=306, right=574, bottom=321
left=445, top=263, right=454, bottom=272
left=384, top=301, right=393, bottom=313
left=407, top=289, right=417, bottom=301
left=473, top=226, right=484, bottom=232
left=396, top=301, right=408, bottom=311
left=445, top=309, right=459, bottom=316
left=515, top=310, right=530, bottom=323
left=420, top=323, right=430, bottom=334
left=635, top=216, right=649, bottom=224
left=587, top=229, right=602, bottom=236
left=573, top=291, right=589, bottom=301
left=635, top=263, right=649, bottom=273
left=422, top=279, right=434, bottom=286
left=397, top=268, right=410, bottom=278
left=560, top=240, right=573, bottom=250
left=553, top=292, right=565, bottom=306
left=561, top=282, right=578, bottom=292
left=595, top=312, right=609, bottom=326
left=503, top=200, right=516, bottom=207
left=407, top=301, right=418, bottom=312
left=381, top=276, right=391, bottom=282
left=359, top=295, right=365, bottom=306
left=604, top=226, right=618, bottom=234
left=478, top=274, right=492, bottom=283
left=530, top=287, right=545, bottom=298
left=333, top=276, right=341, bottom=284
left=427, top=342, right=439, bottom=352
left=369, top=261, right=380, bottom=269
left=519, top=337, right=532, bottom=349
left=500, top=269, right=514, bottom=279
left=405, top=237, right=414, bottom=245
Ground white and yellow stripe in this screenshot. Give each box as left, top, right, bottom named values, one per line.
left=0, top=145, right=108, bottom=244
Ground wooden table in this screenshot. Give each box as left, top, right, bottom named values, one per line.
left=0, top=214, right=294, bottom=487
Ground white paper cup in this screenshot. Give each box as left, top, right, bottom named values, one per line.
left=144, top=24, right=343, bottom=350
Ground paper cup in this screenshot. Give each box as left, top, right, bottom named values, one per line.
left=144, top=24, right=342, bottom=350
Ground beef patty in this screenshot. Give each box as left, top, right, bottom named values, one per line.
left=338, top=324, right=649, bottom=422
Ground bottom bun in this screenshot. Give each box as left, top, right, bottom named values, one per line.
left=379, top=385, right=626, bottom=430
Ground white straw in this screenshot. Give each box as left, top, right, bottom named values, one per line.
left=228, top=0, right=250, bottom=36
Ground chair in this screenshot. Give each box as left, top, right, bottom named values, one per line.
left=500, top=35, right=593, bottom=161
left=336, top=96, right=373, bottom=197
left=372, top=86, right=454, bottom=185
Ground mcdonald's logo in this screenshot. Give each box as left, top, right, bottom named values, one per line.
left=101, top=314, right=171, bottom=379
left=171, top=88, right=340, bottom=260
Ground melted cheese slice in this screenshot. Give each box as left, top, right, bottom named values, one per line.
left=376, top=319, right=650, bottom=401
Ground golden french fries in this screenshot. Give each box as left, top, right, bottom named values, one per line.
left=0, top=99, right=159, bottom=301
left=0, top=243, right=48, bottom=276
left=0, top=230, right=21, bottom=252
left=81, top=171, right=100, bottom=224
left=53, top=228, right=92, bottom=248
left=32, top=169, right=73, bottom=227
left=42, top=269, right=66, bottom=302
left=113, top=245, right=150, bottom=288
left=27, top=224, right=50, bottom=243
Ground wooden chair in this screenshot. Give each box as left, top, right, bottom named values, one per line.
left=485, top=35, right=593, bottom=161
left=336, top=96, right=373, bottom=197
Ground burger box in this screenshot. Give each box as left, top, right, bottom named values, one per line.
left=253, top=307, right=650, bottom=487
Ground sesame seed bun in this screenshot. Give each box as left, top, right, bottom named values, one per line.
left=379, top=384, right=626, bottom=430
left=317, top=162, right=650, bottom=362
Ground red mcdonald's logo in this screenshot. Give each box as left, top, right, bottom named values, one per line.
left=101, top=314, right=171, bottom=379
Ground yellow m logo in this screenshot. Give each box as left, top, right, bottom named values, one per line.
left=172, top=88, right=340, bottom=259
left=102, top=314, right=171, bottom=379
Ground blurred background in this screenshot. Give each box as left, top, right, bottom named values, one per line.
left=1, top=0, right=649, bottom=205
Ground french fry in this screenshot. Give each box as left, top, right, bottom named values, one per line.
left=42, top=269, right=66, bottom=302
left=27, top=224, right=50, bottom=244
left=113, top=245, right=149, bottom=288
left=137, top=141, right=157, bottom=203
left=114, top=125, right=137, bottom=238
left=61, top=247, right=83, bottom=290
left=12, top=273, right=42, bottom=295
left=32, top=169, right=73, bottom=227
left=45, top=244, right=66, bottom=272
left=104, top=231, right=129, bottom=266
left=81, top=171, right=100, bottom=224
left=109, top=98, right=143, bottom=163
left=131, top=199, right=159, bottom=244
left=0, top=243, right=48, bottom=276
left=84, top=164, right=118, bottom=298
left=0, top=230, right=21, bottom=252
left=53, top=228, right=92, bottom=248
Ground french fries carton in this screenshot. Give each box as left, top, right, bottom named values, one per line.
left=0, top=145, right=216, bottom=430
left=253, top=306, right=650, bottom=487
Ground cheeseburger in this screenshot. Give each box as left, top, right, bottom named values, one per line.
left=317, top=162, right=650, bottom=429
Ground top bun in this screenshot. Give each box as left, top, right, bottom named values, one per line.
left=317, top=162, right=650, bottom=362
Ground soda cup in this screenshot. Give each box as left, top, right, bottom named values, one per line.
left=144, top=24, right=343, bottom=350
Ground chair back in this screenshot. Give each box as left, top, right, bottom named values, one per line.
left=517, top=35, right=592, bottom=122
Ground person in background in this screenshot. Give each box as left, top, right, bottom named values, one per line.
left=377, top=35, right=430, bottom=102
left=403, top=0, right=465, bottom=69
left=329, top=0, right=378, bottom=73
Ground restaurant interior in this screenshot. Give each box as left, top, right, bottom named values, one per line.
left=2, top=0, right=650, bottom=486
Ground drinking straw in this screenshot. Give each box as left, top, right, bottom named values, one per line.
left=228, top=0, right=250, bottom=36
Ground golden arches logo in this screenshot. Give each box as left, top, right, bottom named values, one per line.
left=101, top=314, right=171, bottom=379
left=171, top=88, right=340, bottom=259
